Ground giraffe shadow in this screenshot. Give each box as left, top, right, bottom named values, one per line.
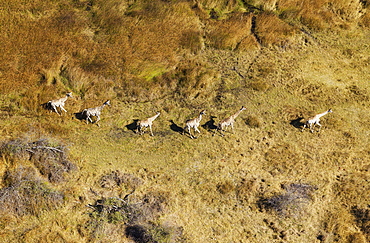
left=169, top=120, right=183, bottom=134
left=202, top=116, right=218, bottom=131
left=73, top=111, right=88, bottom=121
left=126, top=119, right=139, bottom=133
left=40, top=102, right=52, bottom=112
left=290, top=117, right=305, bottom=129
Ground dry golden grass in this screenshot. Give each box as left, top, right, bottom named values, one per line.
left=206, top=13, right=256, bottom=50
left=254, top=12, right=298, bottom=46
left=0, top=0, right=370, bottom=242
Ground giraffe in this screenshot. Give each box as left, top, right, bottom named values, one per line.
left=136, top=112, right=161, bottom=136
left=216, top=106, right=246, bottom=136
left=183, top=110, right=206, bottom=139
left=48, top=92, right=72, bottom=115
left=302, top=108, right=332, bottom=133
left=83, top=100, right=111, bottom=127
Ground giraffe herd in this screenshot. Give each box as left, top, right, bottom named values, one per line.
left=45, top=92, right=333, bottom=137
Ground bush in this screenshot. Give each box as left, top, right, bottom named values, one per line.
left=0, top=139, right=30, bottom=165
left=29, top=140, right=77, bottom=183
left=258, top=183, right=317, bottom=217
left=217, top=180, right=235, bottom=194
left=0, top=139, right=76, bottom=183
left=0, top=167, right=64, bottom=216
left=126, top=224, right=180, bottom=243
left=86, top=190, right=182, bottom=242
left=249, top=81, right=270, bottom=91
left=125, top=224, right=155, bottom=243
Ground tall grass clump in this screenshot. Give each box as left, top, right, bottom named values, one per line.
left=99, top=170, right=143, bottom=192
left=206, top=13, right=257, bottom=50
left=254, top=12, right=298, bottom=47
left=197, top=0, right=244, bottom=18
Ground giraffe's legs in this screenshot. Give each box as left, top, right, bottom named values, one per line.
left=219, top=128, right=225, bottom=137
left=52, top=105, right=60, bottom=115
left=60, top=106, right=67, bottom=113
left=149, top=125, right=154, bottom=136
left=310, top=124, right=315, bottom=133
left=188, top=127, right=194, bottom=139
left=317, top=123, right=322, bottom=132
left=95, top=116, right=101, bottom=127
left=301, top=126, right=305, bottom=132
left=195, top=126, right=201, bottom=133
left=86, top=116, right=93, bottom=124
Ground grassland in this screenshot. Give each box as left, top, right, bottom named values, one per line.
left=1, top=0, right=370, bottom=242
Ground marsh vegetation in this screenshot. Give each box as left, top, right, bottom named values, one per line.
left=0, top=0, right=370, bottom=242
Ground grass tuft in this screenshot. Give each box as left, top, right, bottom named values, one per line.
left=245, top=115, right=262, bottom=128
left=99, top=170, right=143, bottom=191
left=351, top=206, right=370, bottom=240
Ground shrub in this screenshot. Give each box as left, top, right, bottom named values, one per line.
left=245, top=115, right=261, bottom=128
left=258, top=183, right=317, bottom=217
left=0, top=139, right=30, bottom=165
left=197, top=0, right=243, bottom=18
left=236, top=178, right=259, bottom=204
left=87, top=192, right=167, bottom=225
left=86, top=191, right=182, bottom=242
left=159, top=60, right=220, bottom=101
left=27, top=140, right=77, bottom=183
left=125, top=224, right=155, bottom=243
left=126, top=224, right=179, bottom=243
left=180, top=30, right=204, bottom=53
left=0, top=139, right=76, bottom=183
left=0, top=167, right=64, bottom=216
left=248, top=80, right=271, bottom=91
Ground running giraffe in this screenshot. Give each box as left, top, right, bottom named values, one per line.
left=302, top=108, right=332, bottom=133
left=47, top=92, right=72, bottom=115
left=136, top=112, right=161, bottom=136
left=83, top=100, right=111, bottom=127
left=216, top=106, right=246, bottom=136
left=183, top=110, right=206, bottom=139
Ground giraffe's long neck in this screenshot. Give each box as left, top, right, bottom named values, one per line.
left=196, top=113, right=203, bottom=123
left=61, top=95, right=69, bottom=103
left=98, top=104, right=106, bottom=112
left=149, top=113, right=160, bottom=122
left=316, top=111, right=329, bottom=119
left=231, top=109, right=244, bottom=119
